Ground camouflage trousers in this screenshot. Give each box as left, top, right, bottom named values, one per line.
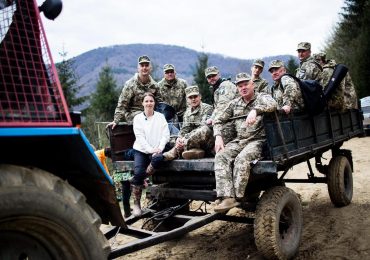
left=184, top=125, right=215, bottom=154
left=220, top=121, right=236, bottom=145
left=214, top=139, right=264, bottom=198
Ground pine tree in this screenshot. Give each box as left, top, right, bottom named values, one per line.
left=324, top=0, right=370, bottom=98
left=56, top=51, right=87, bottom=108
left=89, top=64, right=119, bottom=121
left=286, top=57, right=299, bottom=75
left=193, top=53, right=212, bottom=104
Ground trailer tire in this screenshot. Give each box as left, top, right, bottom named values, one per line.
left=0, top=164, right=110, bottom=260
left=327, top=155, right=353, bottom=207
left=254, top=186, right=302, bottom=260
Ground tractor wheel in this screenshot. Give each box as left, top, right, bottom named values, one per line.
left=327, top=155, right=353, bottom=207
left=0, top=164, right=110, bottom=260
left=254, top=186, right=302, bottom=260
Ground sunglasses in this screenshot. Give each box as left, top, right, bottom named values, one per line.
left=165, top=70, right=175, bottom=74
left=188, top=95, right=199, bottom=100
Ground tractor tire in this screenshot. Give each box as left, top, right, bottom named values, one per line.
left=0, top=164, right=110, bottom=260
left=327, top=155, right=353, bottom=207
left=254, top=186, right=302, bottom=260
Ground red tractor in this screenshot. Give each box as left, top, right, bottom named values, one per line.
left=0, top=1, right=124, bottom=258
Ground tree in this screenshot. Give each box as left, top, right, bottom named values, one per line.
left=89, top=63, right=119, bottom=121
left=286, top=56, right=299, bottom=75
left=192, top=53, right=212, bottom=104
left=324, top=0, right=370, bottom=98
left=56, top=50, right=87, bottom=108
left=83, top=63, right=119, bottom=148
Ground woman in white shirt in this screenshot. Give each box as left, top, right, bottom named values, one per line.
left=131, top=92, right=170, bottom=216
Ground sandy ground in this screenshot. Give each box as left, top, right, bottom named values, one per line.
left=108, top=136, right=370, bottom=260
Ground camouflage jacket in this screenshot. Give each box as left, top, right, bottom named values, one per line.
left=271, top=75, right=305, bottom=111
left=320, top=59, right=336, bottom=87
left=212, top=80, right=238, bottom=119
left=253, top=77, right=269, bottom=94
left=296, top=56, right=322, bottom=80
left=213, top=93, right=277, bottom=141
left=158, top=77, right=188, bottom=118
left=179, top=102, right=213, bottom=138
left=321, top=60, right=358, bottom=110
left=114, top=73, right=162, bottom=123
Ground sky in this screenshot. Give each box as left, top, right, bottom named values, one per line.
left=39, top=0, right=345, bottom=62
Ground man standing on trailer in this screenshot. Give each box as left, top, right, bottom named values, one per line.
left=251, top=59, right=269, bottom=94
left=296, top=42, right=322, bottom=81
left=158, top=64, right=188, bottom=122
left=205, top=66, right=238, bottom=144
left=108, top=55, right=162, bottom=129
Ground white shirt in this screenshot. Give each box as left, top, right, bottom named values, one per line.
left=133, top=111, right=170, bottom=154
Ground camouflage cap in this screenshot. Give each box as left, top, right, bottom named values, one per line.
left=253, top=59, right=265, bottom=68
left=185, top=85, right=200, bottom=97
left=204, top=66, right=219, bottom=77
left=235, top=72, right=251, bottom=84
left=268, top=60, right=285, bottom=72
left=296, top=42, right=311, bottom=51
left=163, top=64, right=175, bottom=72
left=138, top=55, right=151, bottom=64
left=315, top=52, right=326, bottom=60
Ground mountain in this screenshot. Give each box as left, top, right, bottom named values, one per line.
left=70, top=43, right=297, bottom=102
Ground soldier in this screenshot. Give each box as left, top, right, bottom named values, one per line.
left=269, top=60, right=305, bottom=114
left=163, top=85, right=214, bottom=160
left=213, top=73, right=277, bottom=213
left=157, top=64, right=188, bottom=122
left=107, top=55, right=162, bottom=129
left=296, top=42, right=322, bottom=80
left=315, top=53, right=358, bottom=110
left=251, top=59, right=269, bottom=93
left=205, top=66, right=238, bottom=144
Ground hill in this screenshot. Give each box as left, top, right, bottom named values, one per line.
left=70, top=43, right=297, bottom=103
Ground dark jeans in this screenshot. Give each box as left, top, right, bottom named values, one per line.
left=131, top=149, right=163, bottom=186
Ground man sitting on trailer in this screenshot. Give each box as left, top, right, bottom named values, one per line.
left=163, top=85, right=214, bottom=160
left=213, top=73, right=277, bottom=213
left=268, top=60, right=305, bottom=114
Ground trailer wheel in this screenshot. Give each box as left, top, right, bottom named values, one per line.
left=327, top=155, right=353, bottom=207
left=254, top=186, right=302, bottom=260
left=0, top=165, right=110, bottom=259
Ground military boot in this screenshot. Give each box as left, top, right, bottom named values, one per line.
left=163, top=146, right=181, bottom=161
left=213, top=197, right=240, bottom=213
left=131, top=185, right=143, bottom=217
left=182, top=148, right=205, bottom=160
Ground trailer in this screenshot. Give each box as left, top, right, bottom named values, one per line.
left=0, top=1, right=365, bottom=259
left=109, top=108, right=364, bottom=259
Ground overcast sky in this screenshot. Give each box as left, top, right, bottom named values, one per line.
left=39, top=0, right=344, bottom=62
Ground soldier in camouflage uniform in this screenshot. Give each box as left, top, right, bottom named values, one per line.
left=213, top=72, right=277, bottom=213
left=163, top=85, right=214, bottom=160
left=107, top=55, right=162, bottom=129
left=315, top=53, right=358, bottom=110
left=269, top=60, right=305, bottom=114
left=296, top=42, right=322, bottom=80
left=205, top=66, right=238, bottom=144
left=158, top=64, right=188, bottom=121
left=251, top=59, right=269, bottom=93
